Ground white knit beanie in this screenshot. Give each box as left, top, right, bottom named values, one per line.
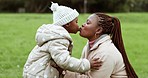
left=50, top=2, right=79, bottom=26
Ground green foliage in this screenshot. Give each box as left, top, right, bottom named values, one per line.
left=128, top=0, right=148, bottom=12
left=0, top=13, right=148, bottom=77
left=0, top=0, right=148, bottom=13
left=0, top=0, right=24, bottom=12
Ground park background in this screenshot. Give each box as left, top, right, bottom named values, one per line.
left=0, top=0, right=148, bottom=78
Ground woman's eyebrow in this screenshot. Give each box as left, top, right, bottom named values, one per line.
left=87, top=19, right=92, bottom=23
left=86, top=19, right=89, bottom=22
left=87, top=19, right=90, bottom=22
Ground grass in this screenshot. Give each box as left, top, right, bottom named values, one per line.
left=0, top=13, right=148, bottom=78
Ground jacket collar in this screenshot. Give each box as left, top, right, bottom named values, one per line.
left=86, top=34, right=111, bottom=51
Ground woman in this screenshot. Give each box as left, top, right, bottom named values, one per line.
left=64, top=13, right=138, bottom=78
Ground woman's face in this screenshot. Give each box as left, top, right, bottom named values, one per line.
left=64, top=17, right=79, bottom=34
left=79, top=14, right=100, bottom=40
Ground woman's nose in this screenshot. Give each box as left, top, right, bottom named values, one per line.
left=82, top=23, right=86, bottom=27
left=82, top=25, right=84, bottom=27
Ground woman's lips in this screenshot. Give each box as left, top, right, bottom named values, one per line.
left=79, top=27, right=82, bottom=32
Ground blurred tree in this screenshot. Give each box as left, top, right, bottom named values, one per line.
left=128, top=0, right=148, bottom=12
left=47, top=0, right=84, bottom=13
left=0, top=0, right=24, bottom=12
left=25, top=0, right=51, bottom=13
left=87, top=0, right=130, bottom=12
left=24, top=0, right=80, bottom=13
left=142, top=0, right=148, bottom=11
left=0, top=0, right=147, bottom=13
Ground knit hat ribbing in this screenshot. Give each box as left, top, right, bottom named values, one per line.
left=50, top=2, right=79, bottom=26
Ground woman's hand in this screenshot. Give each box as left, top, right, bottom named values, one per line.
left=90, top=58, right=102, bottom=70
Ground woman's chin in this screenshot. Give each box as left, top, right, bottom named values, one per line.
left=79, top=33, right=84, bottom=37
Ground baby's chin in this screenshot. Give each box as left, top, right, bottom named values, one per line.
left=75, top=28, right=81, bottom=33
left=72, top=30, right=79, bottom=34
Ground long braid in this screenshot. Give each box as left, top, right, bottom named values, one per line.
left=95, top=12, right=138, bottom=78
left=111, top=17, right=138, bottom=78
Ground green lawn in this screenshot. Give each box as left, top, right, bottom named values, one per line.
left=0, top=13, right=148, bottom=78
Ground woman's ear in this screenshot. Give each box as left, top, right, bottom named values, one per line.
left=96, top=27, right=103, bottom=35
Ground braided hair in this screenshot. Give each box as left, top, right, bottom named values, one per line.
left=95, top=12, right=138, bottom=78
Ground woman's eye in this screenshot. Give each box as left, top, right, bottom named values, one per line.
left=86, top=22, right=90, bottom=24
left=86, top=20, right=90, bottom=24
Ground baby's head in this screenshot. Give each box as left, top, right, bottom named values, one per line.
left=50, top=2, right=80, bottom=34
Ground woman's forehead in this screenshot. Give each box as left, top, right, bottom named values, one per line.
left=88, top=14, right=96, bottom=18
left=87, top=14, right=98, bottom=22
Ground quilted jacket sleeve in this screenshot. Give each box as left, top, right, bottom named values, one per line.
left=48, top=39, right=90, bottom=73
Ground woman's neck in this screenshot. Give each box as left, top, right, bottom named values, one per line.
left=88, top=34, right=100, bottom=41
left=88, top=37, right=96, bottom=41
left=89, top=40, right=96, bottom=49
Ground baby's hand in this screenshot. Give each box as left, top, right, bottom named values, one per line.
left=90, top=58, right=102, bottom=70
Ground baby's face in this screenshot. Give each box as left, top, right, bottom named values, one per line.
left=66, top=17, right=80, bottom=34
